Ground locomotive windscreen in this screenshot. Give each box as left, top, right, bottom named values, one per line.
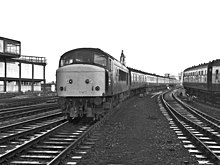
left=59, top=50, right=107, bottom=67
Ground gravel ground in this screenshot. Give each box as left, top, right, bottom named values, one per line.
left=78, top=94, right=199, bottom=165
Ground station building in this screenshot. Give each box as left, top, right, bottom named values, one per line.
left=0, top=36, right=46, bottom=93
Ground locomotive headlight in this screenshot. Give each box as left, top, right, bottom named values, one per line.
left=95, top=86, right=100, bottom=91
left=85, top=79, right=90, bottom=84
left=60, top=86, right=64, bottom=91
left=69, top=79, right=73, bottom=84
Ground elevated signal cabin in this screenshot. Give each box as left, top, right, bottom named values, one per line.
left=0, top=36, right=46, bottom=93
left=0, top=37, right=21, bottom=58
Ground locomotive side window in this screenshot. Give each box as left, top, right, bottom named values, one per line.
left=119, top=69, right=127, bottom=81
left=94, top=54, right=106, bottom=66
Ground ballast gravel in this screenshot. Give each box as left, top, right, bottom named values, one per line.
left=78, top=94, right=199, bottom=165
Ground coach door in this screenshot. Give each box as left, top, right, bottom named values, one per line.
left=207, top=63, right=212, bottom=90
left=106, top=58, right=113, bottom=95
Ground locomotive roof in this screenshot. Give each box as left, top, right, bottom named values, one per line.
left=61, top=47, right=117, bottom=61
left=184, top=59, right=220, bottom=72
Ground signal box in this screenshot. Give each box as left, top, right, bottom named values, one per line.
left=0, top=36, right=21, bottom=58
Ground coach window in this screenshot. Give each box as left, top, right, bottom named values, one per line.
left=216, top=69, right=219, bottom=80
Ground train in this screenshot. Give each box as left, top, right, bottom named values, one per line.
left=56, top=48, right=178, bottom=121
left=182, top=59, right=220, bottom=104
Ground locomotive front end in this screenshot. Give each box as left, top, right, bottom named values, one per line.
left=57, top=65, right=105, bottom=97
left=56, top=48, right=108, bottom=121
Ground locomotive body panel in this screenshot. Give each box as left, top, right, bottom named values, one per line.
left=111, top=59, right=130, bottom=95
left=56, top=64, right=105, bottom=97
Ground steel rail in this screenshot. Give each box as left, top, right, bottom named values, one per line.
left=0, top=103, right=57, bottom=113
left=48, top=103, right=117, bottom=165
left=173, top=93, right=220, bottom=130
left=0, top=96, right=58, bottom=109
left=0, top=112, right=62, bottom=144
left=0, top=120, right=68, bottom=164
left=160, top=92, right=220, bottom=164
left=0, top=105, right=59, bottom=121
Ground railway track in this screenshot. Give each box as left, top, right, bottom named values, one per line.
left=0, top=103, right=59, bottom=123
left=0, top=119, right=67, bottom=164
left=0, top=112, right=63, bottom=146
left=0, top=104, right=61, bottom=129
left=0, top=98, right=118, bottom=164
left=0, top=118, right=102, bottom=165
left=0, top=96, right=58, bottom=109
left=159, top=90, right=220, bottom=164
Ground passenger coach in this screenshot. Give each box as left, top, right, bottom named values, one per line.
left=183, top=59, right=220, bottom=104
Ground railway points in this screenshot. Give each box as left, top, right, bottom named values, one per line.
left=160, top=90, right=220, bottom=164
left=151, top=91, right=163, bottom=98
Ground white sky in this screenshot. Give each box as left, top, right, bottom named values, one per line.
left=1, top=0, right=220, bottom=82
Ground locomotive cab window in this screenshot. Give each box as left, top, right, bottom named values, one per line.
left=59, top=50, right=107, bottom=67
left=94, top=54, right=106, bottom=66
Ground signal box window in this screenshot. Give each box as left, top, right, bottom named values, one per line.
left=5, top=43, right=20, bottom=55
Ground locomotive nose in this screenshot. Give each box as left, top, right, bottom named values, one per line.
left=60, top=86, right=64, bottom=91
left=95, top=86, right=100, bottom=91
left=85, top=79, right=90, bottom=84
left=69, top=79, right=73, bottom=84
left=56, top=64, right=105, bottom=97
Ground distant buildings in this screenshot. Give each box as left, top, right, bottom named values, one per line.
left=0, top=36, right=47, bottom=93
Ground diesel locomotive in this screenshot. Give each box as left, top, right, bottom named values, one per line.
left=56, top=48, right=177, bottom=121
left=183, top=59, right=220, bottom=104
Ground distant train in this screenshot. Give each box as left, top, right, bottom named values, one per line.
left=56, top=48, right=177, bottom=121
left=183, top=59, right=220, bottom=104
